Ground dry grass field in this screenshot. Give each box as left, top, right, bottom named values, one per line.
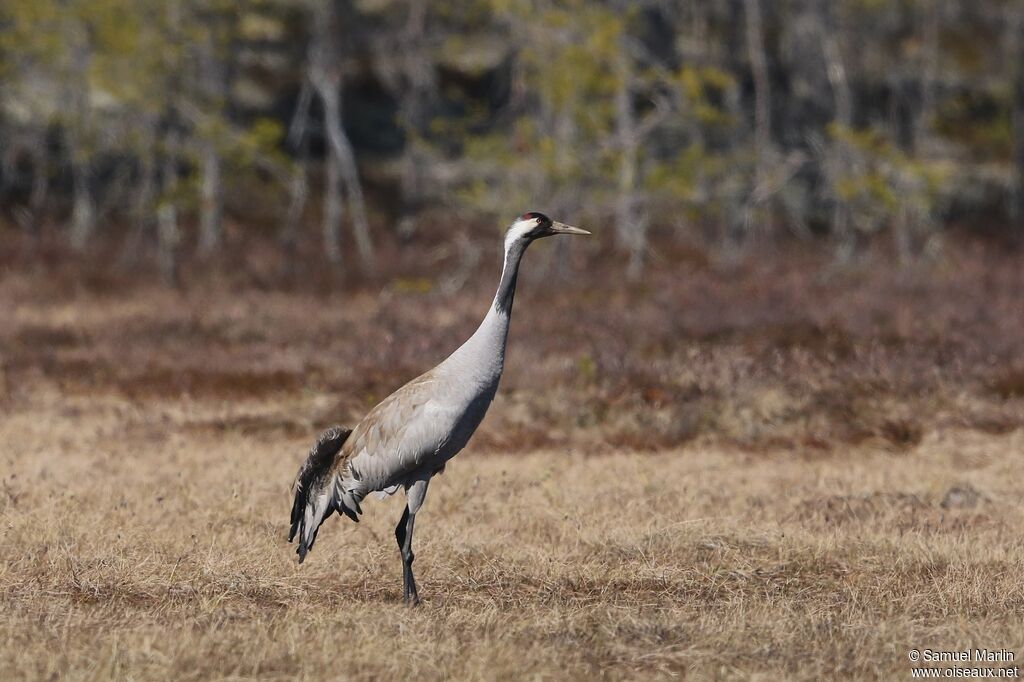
left=3, top=242, right=1024, bottom=679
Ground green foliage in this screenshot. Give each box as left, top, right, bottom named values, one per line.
left=677, top=65, right=735, bottom=128
left=824, top=123, right=953, bottom=235
left=0, top=0, right=294, bottom=231
left=0, top=0, right=1020, bottom=265
left=443, top=0, right=767, bottom=238
left=224, top=118, right=289, bottom=172
left=0, top=0, right=64, bottom=68
left=446, top=1, right=640, bottom=223
left=575, top=352, right=597, bottom=383
left=934, top=90, right=1013, bottom=160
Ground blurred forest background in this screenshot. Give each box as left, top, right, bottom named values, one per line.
left=0, top=0, right=1022, bottom=286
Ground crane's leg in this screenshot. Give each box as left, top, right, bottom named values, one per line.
left=395, top=478, right=428, bottom=606
left=394, top=505, right=417, bottom=605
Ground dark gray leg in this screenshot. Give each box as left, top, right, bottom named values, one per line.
left=394, top=505, right=418, bottom=605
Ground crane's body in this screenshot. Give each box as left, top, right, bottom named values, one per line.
left=341, top=289, right=511, bottom=494
left=289, top=212, right=588, bottom=604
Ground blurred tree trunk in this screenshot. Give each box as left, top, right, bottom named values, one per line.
left=120, top=119, right=157, bottom=267
left=158, top=127, right=181, bottom=287
left=67, top=39, right=95, bottom=253
left=397, top=0, right=436, bottom=232
left=744, top=0, right=772, bottom=191
left=362, top=0, right=437, bottom=250
left=198, top=141, right=223, bottom=257
left=1011, top=6, right=1024, bottom=230
left=545, top=98, right=581, bottom=281
left=821, top=1, right=855, bottom=261
left=308, top=2, right=374, bottom=272
left=741, top=0, right=770, bottom=251
left=281, top=81, right=313, bottom=278
left=614, top=45, right=645, bottom=280
left=29, top=141, right=49, bottom=233
left=157, top=208, right=180, bottom=286
left=197, top=27, right=225, bottom=257
left=307, top=7, right=343, bottom=266
left=913, top=0, right=940, bottom=154
left=895, top=0, right=942, bottom=264
left=283, top=161, right=309, bottom=276
left=158, top=0, right=183, bottom=288
left=17, top=135, right=50, bottom=255
left=322, top=148, right=343, bottom=264
left=68, top=145, right=95, bottom=253
left=156, top=1, right=183, bottom=285
left=324, top=86, right=374, bottom=270
left=819, top=0, right=852, bottom=130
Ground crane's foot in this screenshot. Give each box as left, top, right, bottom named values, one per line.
left=402, top=574, right=420, bottom=606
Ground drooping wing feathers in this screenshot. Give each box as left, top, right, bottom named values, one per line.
left=289, top=425, right=356, bottom=563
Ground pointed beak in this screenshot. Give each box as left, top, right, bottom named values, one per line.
left=549, top=221, right=591, bottom=236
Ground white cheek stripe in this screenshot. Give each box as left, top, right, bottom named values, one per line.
left=504, top=219, right=538, bottom=250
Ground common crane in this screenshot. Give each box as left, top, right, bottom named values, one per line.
left=289, top=212, right=589, bottom=605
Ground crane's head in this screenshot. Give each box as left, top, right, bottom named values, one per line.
left=505, top=212, right=590, bottom=249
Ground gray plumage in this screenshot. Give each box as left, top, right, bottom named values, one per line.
left=288, top=211, right=589, bottom=604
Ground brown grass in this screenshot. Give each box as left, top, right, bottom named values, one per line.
left=3, top=241, right=1024, bottom=679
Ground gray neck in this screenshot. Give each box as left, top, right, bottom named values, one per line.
left=443, top=237, right=529, bottom=381
left=492, top=238, right=527, bottom=316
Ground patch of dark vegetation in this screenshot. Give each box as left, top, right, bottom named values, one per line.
left=753, top=320, right=856, bottom=359
left=13, top=324, right=83, bottom=349
left=39, top=357, right=303, bottom=400
left=961, top=414, right=1019, bottom=435
left=115, top=318, right=238, bottom=347
left=989, top=368, right=1024, bottom=400
left=638, top=381, right=704, bottom=407
left=185, top=415, right=309, bottom=438
left=472, top=423, right=565, bottom=453
left=604, top=425, right=697, bottom=452
left=879, top=417, right=924, bottom=450
left=120, top=367, right=303, bottom=400
left=808, top=388, right=878, bottom=446
left=39, top=357, right=106, bottom=385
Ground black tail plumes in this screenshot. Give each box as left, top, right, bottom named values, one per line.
left=289, top=425, right=353, bottom=563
